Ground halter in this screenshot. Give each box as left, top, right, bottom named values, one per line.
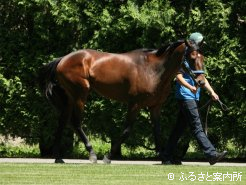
left=182, top=46, right=205, bottom=86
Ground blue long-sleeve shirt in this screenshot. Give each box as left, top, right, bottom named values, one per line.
left=175, top=70, right=201, bottom=101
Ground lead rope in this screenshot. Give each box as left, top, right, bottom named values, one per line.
left=205, top=102, right=211, bottom=135
left=200, top=99, right=228, bottom=135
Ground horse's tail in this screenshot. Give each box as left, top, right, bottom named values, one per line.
left=38, top=57, right=67, bottom=109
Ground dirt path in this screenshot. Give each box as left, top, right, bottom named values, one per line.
left=0, top=158, right=245, bottom=166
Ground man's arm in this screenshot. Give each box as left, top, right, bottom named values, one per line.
left=176, top=74, right=219, bottom=101
left=176, top=73, right=197, bottom=94
left=203, top=78, right=219, bottom=100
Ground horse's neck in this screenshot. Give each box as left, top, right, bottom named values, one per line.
left=158, top=45, right=185, bottom=84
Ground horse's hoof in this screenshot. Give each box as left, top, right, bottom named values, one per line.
left=55, top=159, right=65, bottom=163
left=89, top=153, right=97, bottom=164
left=103, top=155, right=111, bottom=164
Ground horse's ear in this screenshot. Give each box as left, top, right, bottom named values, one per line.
left=185, top=39, right=200, bottom=51
left=185, top=39, right=192, bottom=47
left=199, top=39, right=206, bottom=47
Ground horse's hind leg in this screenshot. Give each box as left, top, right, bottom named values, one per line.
left=53, top=103, right=73, bottom=163
left=71, top=104, right=97, bottom=163
left=69, top=77, right=97, bottom=163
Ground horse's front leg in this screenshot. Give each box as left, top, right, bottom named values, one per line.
left=150, top=105, right=162, bottom=157
left=103, top=104, right=139, bottom=164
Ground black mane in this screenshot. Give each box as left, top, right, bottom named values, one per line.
left=155, top=40, right=184, bottom=57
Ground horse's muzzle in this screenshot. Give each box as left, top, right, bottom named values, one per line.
left=196, top=79, right=205, bottom=87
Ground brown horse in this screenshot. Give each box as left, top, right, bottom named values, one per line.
left=38, top=40, right=205, bottom=163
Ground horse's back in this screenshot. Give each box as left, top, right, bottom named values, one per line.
left=55, top=49, right=161, bottom=103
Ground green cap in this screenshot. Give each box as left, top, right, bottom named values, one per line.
left=189, top=32, right=203, bottom=45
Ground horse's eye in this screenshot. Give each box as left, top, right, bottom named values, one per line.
left=190, top=52, right=197, bottom=59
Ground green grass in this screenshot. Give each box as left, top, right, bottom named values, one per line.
left=0, top=163, right=244, bottom=185
left=1, top=136, right=244, bottom=159
left=0, top=144, right=40, bottom=158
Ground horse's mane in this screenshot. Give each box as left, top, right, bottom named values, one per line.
left=155, top=40, right=184, bottom=57
left=132, top=48, right=156, bottom=53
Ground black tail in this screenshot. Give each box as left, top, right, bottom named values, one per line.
left=38, top=58, right=61, bottom=99
left=38, top=57, right=67, bottom=109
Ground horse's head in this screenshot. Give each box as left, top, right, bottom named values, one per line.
left=182, top=39, right=205, bottom=87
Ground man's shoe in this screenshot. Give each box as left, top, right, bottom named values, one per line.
left=209, top=151, right=227, bottom=165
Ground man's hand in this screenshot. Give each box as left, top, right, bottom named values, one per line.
left=189, top=86, right=197, bottom=94
left=211, top=92, right=219, bottom=101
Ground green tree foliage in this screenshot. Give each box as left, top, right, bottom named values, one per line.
left=0, top=0, right=245, bottom=157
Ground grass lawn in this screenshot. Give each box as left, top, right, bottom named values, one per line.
left=0, top=163, right=244, bottom=185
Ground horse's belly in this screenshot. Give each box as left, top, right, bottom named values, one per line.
left=91, top=82, right=130, bottom=102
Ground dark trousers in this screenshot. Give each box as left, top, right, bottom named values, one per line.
left=162, top=99, right=217, bottom=161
